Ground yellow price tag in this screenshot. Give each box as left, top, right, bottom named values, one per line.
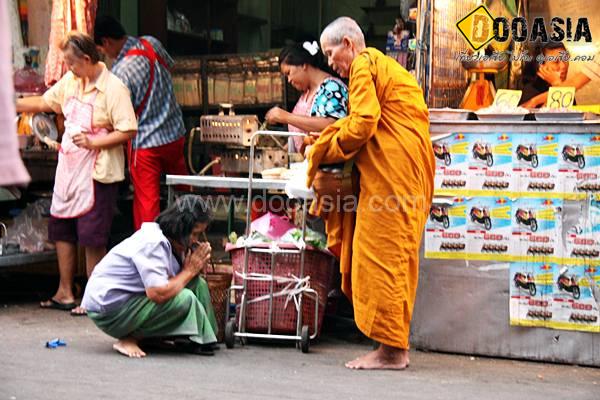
left=493, top=89, right=522, bottom=107
left=546, top=87, right=575, bottom=109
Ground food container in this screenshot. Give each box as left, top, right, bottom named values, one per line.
left=475, top=105, right=530, bottom=121
left=429, top=108, right=470, bottom=121
left=534, top=110, right=585, bottom=121
left=475, top=112, right=528, bottom=121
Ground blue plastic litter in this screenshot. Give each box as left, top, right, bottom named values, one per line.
left=45, top=338, right=67, bottom=349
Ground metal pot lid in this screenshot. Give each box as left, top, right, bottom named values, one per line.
left=30, top=113, right=58, bottom=142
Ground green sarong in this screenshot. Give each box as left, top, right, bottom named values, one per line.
left=88, top=277, right=218, bottom=344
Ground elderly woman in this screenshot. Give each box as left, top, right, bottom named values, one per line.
left=307, top=17, right=435, bottom=370
left=81, top=195, right=218, bottom=358
left=16, top=32, right=137, bottom=315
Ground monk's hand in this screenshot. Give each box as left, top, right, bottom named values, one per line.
left=265, top=107, right=288, bottom=125
left=537, top=64, right=563, bottom=87
left=72, top=133, right=97, bottom=150
left=184, top=242, right=211, bottom=275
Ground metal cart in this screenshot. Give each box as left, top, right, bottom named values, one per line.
left=224, top=130, right=320, bottom=353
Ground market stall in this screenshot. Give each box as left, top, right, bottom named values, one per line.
left=416, top=117, right=600, bottom=366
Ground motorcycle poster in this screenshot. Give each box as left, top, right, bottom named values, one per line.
left=467, top=133, right=514, bottom=196
left=558, top=134, right=600, bottom=197
left=560, top=198, right=600, bottom=265
left=551, top=265, right=600, bottom=333
left=513, top=134, right=560, bottom=197
left=433, top=133, right=469, bottom=196
left=425, top=197, right=468, bottom=259
left=510, top=262, right=554, bottom=329
left=511, top=198, right=562, bottom=262
left=465, top=197, right=513, bottom=261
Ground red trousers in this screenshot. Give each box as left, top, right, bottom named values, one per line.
left=129, top=137, right=188, bottom=230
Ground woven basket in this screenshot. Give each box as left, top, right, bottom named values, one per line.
left=204, top=265, right=233, bottom=343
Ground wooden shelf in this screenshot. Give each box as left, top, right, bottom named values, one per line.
left=179, top=102, right=283, bottom=114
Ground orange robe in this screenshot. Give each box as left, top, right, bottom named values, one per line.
left=307, top=48, right=435, bottom=349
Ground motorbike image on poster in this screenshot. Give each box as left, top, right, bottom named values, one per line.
left=552, top=265, right=600, bottom=332
left=466, top=197, right=512, bottom=260
left=433, top=141, right=452, bottom=166
left=425, top=197, right=467, bottom=259
left=511, top=198, right=562, bottom=262
left=560, top=197, right=600, bottom=263
left=559, top=134, right=600, bottom=195
left=467, top=133, right=513, bottom=195
left=509, top=262, right=554, bottom=328
left=433, top=133, right=469, bottom=196
left=513, top=134, right=559, bottom=195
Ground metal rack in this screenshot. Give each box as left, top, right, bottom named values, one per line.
left=222, top=130, right=319, bottom=353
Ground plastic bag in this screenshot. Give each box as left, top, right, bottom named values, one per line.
left=7, top=198, right=51, bottom=253
left=250, top=212, right=296, bottom=241
left=284, top=161, right=315, bottom=200
left=280, top=227, right=327, bottom=250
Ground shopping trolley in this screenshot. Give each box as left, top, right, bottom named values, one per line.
left=224, top=130, right=331, bottom=353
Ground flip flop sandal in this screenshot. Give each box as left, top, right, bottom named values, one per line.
left=40, top=298, right=77, bottom=311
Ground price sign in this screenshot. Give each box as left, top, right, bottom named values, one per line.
left=546, top=87, right=575, bottom=109
left=493, top=89, right=523, bottom=107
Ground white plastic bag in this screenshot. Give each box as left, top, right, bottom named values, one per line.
left=284, top=161, right=315, bottom=200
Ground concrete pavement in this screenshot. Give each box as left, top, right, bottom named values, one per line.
left=0, top=303, right=599, bottom=400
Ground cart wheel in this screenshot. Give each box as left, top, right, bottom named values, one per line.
left=225, top=319, right=236, bottom=349
left=300, top=325, right=310, bottom=353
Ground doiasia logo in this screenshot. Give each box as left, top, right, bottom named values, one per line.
left=456, top=5, right=592, bottom=51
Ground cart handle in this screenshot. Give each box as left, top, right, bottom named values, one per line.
left=245, top=130, right=308, bottom=237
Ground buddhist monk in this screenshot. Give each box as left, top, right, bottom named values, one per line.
left=308, top=17, right=435, bottom=370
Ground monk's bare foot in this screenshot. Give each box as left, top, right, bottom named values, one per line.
left=113, top=337, right=147, bottom=358
left=345, top=345, right=409, bottom=370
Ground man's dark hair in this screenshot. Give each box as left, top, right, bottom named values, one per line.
left=156, top=195, right=212, bottom=245
left=94, top=15, right=127, bottom=45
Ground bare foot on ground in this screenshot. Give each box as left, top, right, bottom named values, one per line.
left=70, top=306, right=87, bottom=316
left=345, top=345, right=409, bottom=370
left=113, top=337, right=147, bottom=358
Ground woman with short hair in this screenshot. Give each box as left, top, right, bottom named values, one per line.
left=16, top=31, right=138, bottom=315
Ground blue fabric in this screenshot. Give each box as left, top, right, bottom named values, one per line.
left=310, top=77, right=348, bottom=119
left=111, top=36, right=185, bottom=150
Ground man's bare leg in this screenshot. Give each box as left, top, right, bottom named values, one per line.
left=113, top=337, right=147, bottom=358
left=345, top=344, right=410, bottom=370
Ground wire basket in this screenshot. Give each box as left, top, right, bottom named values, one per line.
left=229, top=247, right=335, bottom=335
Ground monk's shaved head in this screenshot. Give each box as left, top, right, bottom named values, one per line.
left=320, top=17, right=366, bottom=50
